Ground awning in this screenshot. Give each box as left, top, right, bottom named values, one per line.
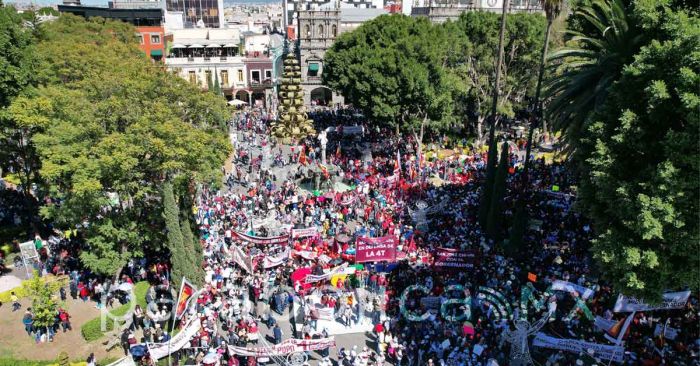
left=205, top=44, right=221, bottom=48
left=188, top=44, right=204, bottom=48
left=308, top=63, right=319, bottom=72
left=150, top=49, right=163, bottom=57
left=222, top=43, right=239, bottom=48
left=170, top=43, right=186, bottom=49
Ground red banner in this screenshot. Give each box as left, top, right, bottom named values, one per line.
left=355, top=236, right=397, bottom=263
left=175, top=278, right=196, bottom=320
left=433, top=247, right=477, bottom=270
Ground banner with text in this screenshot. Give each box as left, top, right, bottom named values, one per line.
left=228, top=337, right=336, bottom=357
left=433, top=247, right=477, bottom=270
left=148, top=318, right=202, bottom=360
left=551, top=280, right=596, bottom=300
left=305, top=263, right=349, bottom=284
left=292, top=227, right=318, bottom=239
left=230, top=243, right=253, bottom=273
left=614, top=291, right=690, bottom=313
left=533, top=333, right=624, bottom=363
left=234, top=231, right=288, bottom=245
left=263, top=248, right=291, bottom=269
left=355, top=236, right=397, bottom=263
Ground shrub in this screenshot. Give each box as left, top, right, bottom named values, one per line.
left=80, top=281, right=149, bottom=342
left=0, top=275, right=68, bottom=303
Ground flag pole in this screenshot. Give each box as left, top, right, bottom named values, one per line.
left=168, top=276, right=187, bottom=366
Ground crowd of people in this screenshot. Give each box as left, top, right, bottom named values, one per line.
left=154, top=107, right=697, bottom=366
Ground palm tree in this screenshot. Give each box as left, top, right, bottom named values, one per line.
left=479, top=0, right=510, bottom=230
left=545, top=0, right=644, bottom=151
left=521, top=0, right=564, bottom=184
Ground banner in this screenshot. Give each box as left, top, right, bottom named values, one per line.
left=614, top=291, right=690, bottom=312
left=340, top=196, right=356, bottom=206
left=311, top=307, right=335, bottom=321
left=654, top=323, right=679, bottom=341
left=305, top=263, right=348, bottom=284
left=433, top=248, right=476, bottom=270
left=263, top=248, right=291, bottom=268
left=228, top=337, right=336, bottom=357
left=148, top=318, right=202, bottom=360
left=234, top=231, right=288, bottom=245
left=551, top=280, right=596, bottom=300
left=174, top=278, right=196, bottom=320
left=355, top=236, right=397, bottom=263
left=230, top=243, right=253, bottom=273
left=533, top=333, right=624, bottom=363
left=292, top=227, right=318, bottom=239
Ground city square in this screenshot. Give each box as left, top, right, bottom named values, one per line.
left=0, top=0, right=697, bottom=365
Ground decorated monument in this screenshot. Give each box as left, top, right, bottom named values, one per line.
left=272, top=53, right=315, bottom=141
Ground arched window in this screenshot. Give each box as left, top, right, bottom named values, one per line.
left=332, top=24, right=337, bottom=37
left=304, top=24, right=310, bottom=37
left=318, top=24, right=324, bottom=37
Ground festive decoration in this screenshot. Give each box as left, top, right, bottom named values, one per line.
left=272, top=53, right=315, bottom=141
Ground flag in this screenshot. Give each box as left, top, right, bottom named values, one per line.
left=335, top=145, right=341, bottom=159
left=299, top=146, right=307, bottom=166
left=319, top=163, right=329, bottom=179
left=603, top=312, right=635, bottom=344
left=527, top=272, right=537, bottom=282
left=394, top=150, right=401, bottom=177
left=174, top=277, right=197, bottom=320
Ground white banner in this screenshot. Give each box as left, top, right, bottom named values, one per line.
left=311, top=307, right=335, bottom=320
left=654, top=323, right=679, bottom=340
left=614, top=291, right=690, bottom=313
left=230, top=243, right=253, bottom=273
left=533, top=333, right=624, bottom=363
left=292, top=227, right=318, bottom=239
left=305, top=263, right=348, bottom=284
left=551, top=280, right=596, bottom=300
left=263, top=248, right=291, bottom=268
left=228, top=337, right=336, bottom=357
left=148, top=318, right=202, bottom=360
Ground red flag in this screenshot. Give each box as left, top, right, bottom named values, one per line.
left=335, top=145, right=341, bottom=159
left=299, top=146, right=307, bottom=166
left=175, top=277, right=197, bottom=320
left=527, top=272, right=537, bottom=282
left=318, top=163, right=330, bottom=179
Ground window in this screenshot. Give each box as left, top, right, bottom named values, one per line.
left=265, top=70, right=272, bottom=79
left=308, top=63, right=319, bottom=77
left=188, top=71, right=197, bottom=84
left=304, top=25, right=310, bottom=38
left=221, top=70, right=229, bottom=87
left=136, top=34, right=144, bottom=44
left=318, top=24, right=324, bottom=37
left=332, top=25, right=337, bottom=37
left=237, top=69, right=244, bottom=82
left=150, top=34, right=161, bottom=44
left=205, top=70, right=212, bottom=87
left=251, top=70, right=261, bottom=83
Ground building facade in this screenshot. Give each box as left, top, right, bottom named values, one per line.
left=58, top=5, right=166, bottom=62
left=165, top=0, right=224, bottom=28
left=407, top=0, right=542, bottom=22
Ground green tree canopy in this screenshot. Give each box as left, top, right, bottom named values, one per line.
left=556, top=0, right=699, bottom=299
left=7, top=14, right=230, bottom=277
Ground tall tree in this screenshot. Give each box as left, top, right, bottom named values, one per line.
left=546, top=0, right=644, bottom=151
left=23, top=270, right=62, bottom=337
left=554, top=0, right=699, bottom=299
left=487, top=142, right=510, bottom=240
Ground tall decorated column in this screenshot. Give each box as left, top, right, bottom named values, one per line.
left=271, top=53, right=315, bottom=143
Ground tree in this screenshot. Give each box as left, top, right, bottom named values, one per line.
left=56, top=351, right=70, bottom=366
left=487, top=142, right=510, bottom=240
left=164, top=182, right=190, bottom=289
left=8, top=15, right=230, bottom=277
left=479, top=137, right=498, bottom=228
left=324, top=15, right=456, bottom=149
left=557, top=0, right=699, bottom=299
left=546, top=0, right=645, bottom=151
left=213, top=68, right=222, bottom=96
left=23, top=270, right=61, bottom=336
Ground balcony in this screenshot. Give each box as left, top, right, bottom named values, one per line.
left=166, top=56, right=245, bottom=66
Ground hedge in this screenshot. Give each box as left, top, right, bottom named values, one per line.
left=0, top=275, right=68, bottom=303
left=0, top=360, right=86, bottom=366
left=80, top=281, right=149, bottom=342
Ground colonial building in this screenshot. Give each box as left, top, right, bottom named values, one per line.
left=407, top=0, right=542, bottom=22
left=296, top=5, right=386, bottom=105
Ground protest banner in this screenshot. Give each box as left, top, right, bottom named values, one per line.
left=174, top=278, right=196, bottom=320
left=614, top=291, right=690, bottom=313
left=228, top=337, right=336, bottom=357
left=234, top=231, right=289, bottom=245
left=533, top=333, right=624, bottom=363
left=305, top=263, right=349, bottom=283
left=230, top=243, right=253, bottom=273
left=263, top=247, right=291, bottom=269
left=148, top=318, right=202, bottom=360
left=340, top=196, right=356, bottom=206
left=654, top=322, right=679, bottom=341
left=433, top=248, right=476, bottom=270
left=292, top=227, right=318, bottom=239
left=551, top=280, right=596, bottom=300
left=355, top=236, right=397, bottom=263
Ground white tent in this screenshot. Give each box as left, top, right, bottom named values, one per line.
left=228, top=99, right=248, bottom=106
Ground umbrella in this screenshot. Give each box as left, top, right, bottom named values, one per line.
left=353, top=264, right=364, bottom=270
left=130, top=345, right=147, bottom=357
left=463, top=321, right=475, bottom=335
left=313, top=190, right=322, bottom=197
left=305, top=198, right=314, bottom=205
left=202, top=353, right=220, bottom=364
left=291, top=267, right=311, bottom=283
left=117, top=282, right=134, bottom=292
left=336, top=234, right=351, bottom=243
left=228, top=99, right=248, bottom=106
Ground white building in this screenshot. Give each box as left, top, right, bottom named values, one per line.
left=166, top=28, right=247, bottom=98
